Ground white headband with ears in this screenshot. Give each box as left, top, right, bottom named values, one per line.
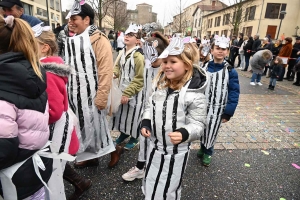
left=4, top=16, right=14, bottom=28
left=32, top=22, right=51, bottom=37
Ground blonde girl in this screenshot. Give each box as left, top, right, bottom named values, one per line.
left=0, top=16, right=52, bottom=199
left=141, top=38, right=207, bottom=199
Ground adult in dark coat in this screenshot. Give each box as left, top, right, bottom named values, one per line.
left=272, top=40, right=283, bottom=56
left=242, top=36, right=254, bottom=71
left=293, top=59, right=300, bottom=86
left=286, top=37, right=300, bottom=81
left=252, top=34, right=261, bottom=55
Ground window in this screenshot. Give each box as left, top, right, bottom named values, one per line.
left=50, top=0, right=54, bottom=8
left=56, top=15, right=60, bottom=22
left=223, top=13, right=230, bottom=25
left=214, top=31, right=219, bottom=35
left=265, top=3, right=286, bottom=19
left=194, top=19, right=197, bottom=28
left=198, top=18, right=201, bottom=27
left=37, top=7, right=48, bottom=17
left=56, top=1, right=60, bottom=11
left=51, top=12, right=54, bottom=19
left=214, top=16, right=221, bottom=27
left=207, top=18, right=213, bottom=28
left=221, top=30, right=228, bottom=37
left=22, top=2, right=32, bottom=15
left=242, top=26, right=253, bottom=37
left=245, top=6, right=256, bottom=21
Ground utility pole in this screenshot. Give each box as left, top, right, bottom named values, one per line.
left=46, top=0, right=50, bottom=26
left=179, top=0, right=181, bottom=34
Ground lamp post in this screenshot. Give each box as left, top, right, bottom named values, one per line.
left=276, top=10, right=287, bottom=39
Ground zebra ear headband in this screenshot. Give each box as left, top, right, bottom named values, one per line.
left=125, top=23, right=139, bottom=35
left=4, top=15, right=14, bottom=29
left=158, top=37, right=188, bottom=59
left=214, top=35, right=230, bottom=48
left=66, top=0, right=85, bottom=19
left=32, top=22, right=51, bottom=37
left=142, top=40, right=159, bottom=68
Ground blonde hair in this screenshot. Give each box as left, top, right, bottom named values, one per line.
left=0, top=16, right=42, bottom=80
left=157, top=43, right=199, bottom=90
left=36, top=30, right=58, bottom=56
left=243, top=36, right=249, bottom=40
left=262, top=50, right=272, bottom=60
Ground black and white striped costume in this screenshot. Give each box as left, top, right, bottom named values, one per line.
left=142, top=68, right=207, bottom=200
left=65, top=26, right=115, bottom=162
left=201, top=61, right=230, bottom=149
left=138, top=66, right=160, bottom=162
left=111, top=47, right=144, bottom=139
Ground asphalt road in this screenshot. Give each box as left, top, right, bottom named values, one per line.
left=65, top=149, right=300, bottom=200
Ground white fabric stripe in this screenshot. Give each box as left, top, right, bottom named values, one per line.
left=202, top=64, right=229, bottom=148
left=64, top=26, right=114, bottom=161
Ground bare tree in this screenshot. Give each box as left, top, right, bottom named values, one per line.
left=103, top=0, right=129, bottom=32
left=168, top=0, right=189, bottom=34
left=87, top=0, right=115, bottom=29
left=222, top=0, right=255, bottom=35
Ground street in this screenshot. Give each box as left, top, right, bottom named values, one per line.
left=65, top=63, right=300, bottom=200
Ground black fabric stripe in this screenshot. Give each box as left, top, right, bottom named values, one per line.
left=100, top=109, right=110, bottom=145
left=172, top=94, right=179, bottom=154
left=145, top=69, right=149, bottom=98
left=71, top=40, right=85, bottom=140
left=66, top=38, right=76, bottom=113
left=59, top=112, right=69, bottom=153
left=163, top=155, right=175, bottom=199
left=90, top=50, right=98, bottom=91
left=175, top=152, right=189, bottom=200
left=161, top=96, right=168, bottom=155
left=66, top=38, right=72, bottom=65
left=118, top=104, right=124, bottom=131
left=80, top=37, right=92, bottom=107
left=112, top=116, right=116, bottom=130
left=49, top=123, right=55, bottom=141
left=124, top=104, right=130, bottom=134
left=136, top=92, right=145, bottom=138
left=144, top=137, right=148, bottom=161
left=130, top=95, right=138, bottom=135
left=145, top=147, right=155, bottom=179
left=152, top=99, right=157, bottom=138
left=151, top=154, right=165, bottom=200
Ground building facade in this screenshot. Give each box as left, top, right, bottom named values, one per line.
left=21, top=0, right=62, bottom=29
left=164, top=0, right=226, bottom=36
left=201, top=0, right=300, bottom=39
left=127, top=3, right=157, bottom=25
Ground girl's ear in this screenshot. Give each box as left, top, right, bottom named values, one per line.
left=41, top=43, right=50, bottom=55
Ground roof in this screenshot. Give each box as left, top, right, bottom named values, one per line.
left=127, top=9, right=138, bottom=13
left=192, top=4, right=226, bottom=16
left=202, top=0, right=254, bottom=17
left=136, top=3, right=152, bottom=7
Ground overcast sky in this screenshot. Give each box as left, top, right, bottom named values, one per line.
left=62, top=0, right=230, bottom=26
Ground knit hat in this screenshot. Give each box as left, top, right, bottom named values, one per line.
left=0, top=0, right=23, bottom=8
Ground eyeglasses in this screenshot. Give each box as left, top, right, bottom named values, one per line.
left=125, top=33, right=137, bottom=38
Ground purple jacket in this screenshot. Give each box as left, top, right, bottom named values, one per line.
left=0, top=52, right=52, bottom=199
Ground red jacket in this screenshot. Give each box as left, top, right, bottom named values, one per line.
left=41, top=56, right=79, bottom=155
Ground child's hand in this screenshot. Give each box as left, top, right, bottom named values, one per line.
left=121, top=96, right=129, bottom=104
left=221, top=118, right=228, bottom=123
left=277, top=76, right=279, bottom=78
left=141, top=128, right=151, bottom=137
left=168, top=132, right=182, bottom=145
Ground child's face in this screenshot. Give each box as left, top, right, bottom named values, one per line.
left=275, top=60, right=279, bottom=64
left=162, top=56, right=188, bottom=81
left=211, top=45, right=228, bottom=61
left=124, top=32, right=139, bottom=46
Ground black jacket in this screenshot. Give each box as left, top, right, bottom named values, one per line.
left=269, top=63, right=283, bottom=78
left=0, top=52, right=52, bottom=199
left=252, top=38, right=261, bottom=52
left=291, top=43, right=300, bottom=58
left=272, top=44, right=283, bottom=56
left=244, top=38, right=254, bottom=56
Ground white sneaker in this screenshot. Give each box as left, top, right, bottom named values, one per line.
left=250, top=82, right=256, bottom=86
left=122, top=166, right=144, bottom=181
left=257, top=82, right=263, bottom=86
left=238, top=67, right=243, bottom=70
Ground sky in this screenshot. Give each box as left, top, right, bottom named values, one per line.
left=62, top=0, right=231, bottom=26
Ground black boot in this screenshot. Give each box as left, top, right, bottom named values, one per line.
left=270, top=85, right=274, bottom=90
left=63, top=163, right=92, bottom=200
left=268, top=85, right=272, bottom=89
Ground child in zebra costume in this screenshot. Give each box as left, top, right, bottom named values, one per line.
left=35, top=26, right=92, bottom=199
left=141, top=37, right=207, bottom=199
left=111, top=24, right=145, bottom=150
left=198, top=35, right=240, bottom=166
left=122, top=32, right=169, bottom=181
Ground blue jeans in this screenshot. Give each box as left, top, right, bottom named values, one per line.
left=269, top=78, right=277, bottom=86
left=201, top=143, right=214, bottom=156
left=251, top=73, right=262, bottom=83
left=244, top=55, right=250, bottom=71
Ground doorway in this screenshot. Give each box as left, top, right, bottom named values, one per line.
left=266, top=26, right=277, bottom=39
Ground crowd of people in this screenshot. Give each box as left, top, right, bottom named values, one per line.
left=5, top=0, right=300, bottom=199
